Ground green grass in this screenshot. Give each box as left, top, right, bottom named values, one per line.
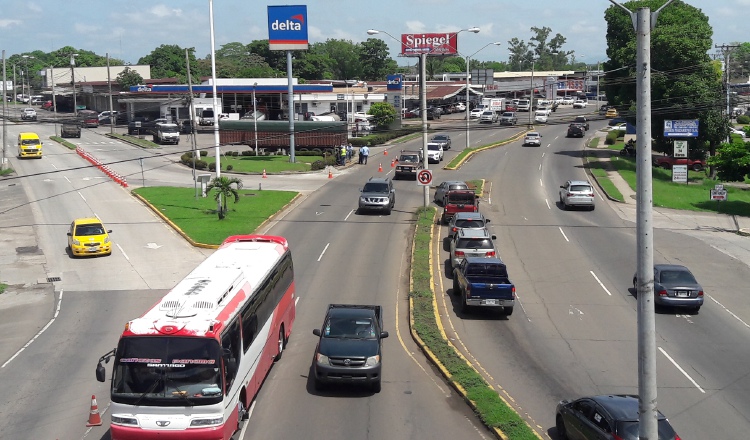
left=609, top=156, right=750, bottom=216
left=49, top=136, right=77, bottom=150
left=589, top=166, right=624, bottom=202
left=411, top=208, right=539, bottom=440
left=465, top=179, right=484, bottom=195
left=132, top=186, right=297, bottom=245
left=106, top=133, right=160, bottom=149
left=202, top=155, right=321, bottom=173
left=588, top=137, right=601, bottom=148
left=0, top=283, right=7, bottom=294
left=0, top=167, right=14, bottom=177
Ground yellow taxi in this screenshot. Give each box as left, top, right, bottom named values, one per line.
left=67, top=218, right=112, bottom=257
left=17, top=132, right=43, bottom=158
left=605, top=107, right=619, bottom=118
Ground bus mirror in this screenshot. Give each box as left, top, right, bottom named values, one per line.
left=96, top=363, right=106, bottom=382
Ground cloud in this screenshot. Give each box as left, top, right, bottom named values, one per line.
left=28, top=3, right=42, bottom=13
left=0, top=19, right=21, bottom=28
left=74, top=23, right=101, bottom=34
left=149, top=5, right=183, bottom=18
left=405, top=21, right=427, bottom=34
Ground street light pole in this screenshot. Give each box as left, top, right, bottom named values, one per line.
left=528, top=60, right=535, bottom=128
left=253, top=82, right=259, bottom=155
left=70, top=54, right=79, bottom=115
left=465, top=40, right=501, bottom=150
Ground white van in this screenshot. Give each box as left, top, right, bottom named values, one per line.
left=517, top=99, right=531, bottom=112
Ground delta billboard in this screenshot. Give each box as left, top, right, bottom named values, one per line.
left=267, top=5, right=309, bottom=51
left=401, top=33, right=458, bottom=56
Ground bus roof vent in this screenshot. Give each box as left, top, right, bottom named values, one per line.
left=191, top=300, right=215, bottom=309
left=160, top=300, right=182, bottom=310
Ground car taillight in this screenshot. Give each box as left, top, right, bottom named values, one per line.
left=674, top=434, right=681, bottom=440
left=451, top=227, right=458, bottom=233
left=465, top=284, right=471, bottom=298
left=486, top=251, right=496, bottom=257
left=697, top=290, right=704, bottom=297
left=658, top=289, right=668, bottom=296
left=511, top=286, right=516, bottom=300
left=455, top=251, right=465, bottom=257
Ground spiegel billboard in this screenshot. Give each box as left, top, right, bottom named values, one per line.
left=401, top=33, right=458, bottom=56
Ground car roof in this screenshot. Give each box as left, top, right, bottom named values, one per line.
left=589, top=395, right=667, bottom=421
left=458, top=228, right=492, bottom=238
left=654, top=264, right=690, bottom=272
left=465, top=256, right=505, bottom=265
left=440, top=180, right=467, bottom=186
left=73, top=217, right=104, bottom=225
left=453, top=212, right=484, bottom=220
left=567, top=180, right=591, bottom=186
left=526, top=132, right=540, bottom=136
left=432, top=133, right=449, bottom=138
left=367, top=177, right=390, bottom=184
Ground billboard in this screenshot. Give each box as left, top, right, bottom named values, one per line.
left=664, top=119, right=699, bottom=137
left=386, top=74, right=403, bottom=91
left=267, top=5, right=308, bottom=51
left=401, top=33, right=458, bottom=56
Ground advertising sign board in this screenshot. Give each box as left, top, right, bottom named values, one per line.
left=386, top=74, right=403, bottom=91
left=673, top=140, right=688, bottom=158
left=267, top=5, right=309, bottom=50
left=401, top=33, right=458, bottom=56
left=710, top=186, right=728, bottom=201
left=664, top=119, right=699, bottom=137
left=672, top=165, right=688, bottom=183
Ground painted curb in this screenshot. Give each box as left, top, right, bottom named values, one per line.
left=443, top=130, right=530, bottom=170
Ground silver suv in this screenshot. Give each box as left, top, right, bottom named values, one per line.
left=448, top=212, right=490, bottom=240
left=358, top=177, right=395, bottom=214
left=559, top=180, right=595, bottom=210
left=449, top=228, right=497, bottom=269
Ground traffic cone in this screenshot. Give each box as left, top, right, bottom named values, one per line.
left=383, top=150, right=388, bottom=156
left=378, top=163, right=383, bottom=172
left=86, top=395, right=102, bottom=427
left=390, top=159, right=395, bottom=167
left=328, top=168, right=333, bottom=179
left=262, top=169, right=267, bottom=178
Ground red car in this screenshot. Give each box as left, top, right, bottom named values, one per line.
left=41, top=100, right=54, bottom=110
left=652, top=155, right=706, bottom=172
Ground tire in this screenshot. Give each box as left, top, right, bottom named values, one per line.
left=633, top=278, right=638, bottom=292
left=459, top=296, right=469, bottom=313
left=589, top=205, right=595, bottom=211
left=453, top=277, right=459, bottom=294
left=385, top=208, right=392, bottom=215
left=370, top=379, right=381, bottom=393
left=556, top=415, right=568, bottom=440
left=274, top=327, right=285, bottom=362
left=691, top=306, right=701, bottom=313
left=504, top=306, right=514, bottom=316
left=692, top=163, right=703, bottom=172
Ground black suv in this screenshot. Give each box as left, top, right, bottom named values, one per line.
left=358, top=177, right=395, bottom=214
left=567, top=123, right=585, bottom=138
left=573, top=116, right=590, bottom=131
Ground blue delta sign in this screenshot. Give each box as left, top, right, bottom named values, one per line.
left=267, top=5, right=308, bottom=51
left=664, top=119, right=699, bottom=138
left=386, top=74, right=403, bottom=91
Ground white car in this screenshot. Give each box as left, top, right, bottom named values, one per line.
left=534, top=111, right=549, bottom=124
left=573, top=99, right=588, bottom=109
left=479, top=110, right=498, bottom=123
left=455, top=103, right=466, bottom=112
left=536, top=106, right=552, bottom=116
left=554, top=97, right=564, bottom=104
left=469, top=107, right=484, bottom=119
left=426, top=142, right=444, bottom=163
left=562, top=97, right=575, bottom=105
left=523, top=131, right=542, bottom=146
left=730, top=127, right=746, bottom=138
left=559, top=180, right=595, bottom=211
left=21, top=108, right=37, bottom=121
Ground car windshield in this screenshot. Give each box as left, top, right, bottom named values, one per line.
left=570, top=185, right=592, bottom=192
left=161, top=125, right=179, bottom=133
left=21, top=139, right=40, bottom=146
left=449, top=184, right=468, bottom=191
left=428, top=144, right=441, bottom=151
left=527, top=133, right=540, bottom=138
left=447, top=193, right=476, bottom=204
left=616, top=420, right=676, bottom=439
left=482, top=112, right=492, bottom=116
left=456, top=238, right=494, bottom=250
left=400, top=155, right=419, bottom=163
left=324, top=317, right=376, bottom=339
left=659, top=270, right=697, bottom=284
left=363, top=183, right=389, bottom=193
left=433, top=135, right=448, bottom=141
left=502, top=113, right=513, bottom=117
left=455, top=219, right=485, bottom=228
left=75, top=224, right=106, bottom=236
left=111, top=336, right=223, bottom=406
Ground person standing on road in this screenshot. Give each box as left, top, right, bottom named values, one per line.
left=358, top=146, right=364, bottom=164
left=360, top=145, right=369, bottom=164
left=340, top=145, right=347, bottom=165
left=346, top=143, right=353, bottom=162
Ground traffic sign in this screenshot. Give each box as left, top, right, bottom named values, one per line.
left=674, top=140, right=688, bottom=158
left=417, top=169, right=432, bottom=186
left=710, top=188, right=728, bottom=201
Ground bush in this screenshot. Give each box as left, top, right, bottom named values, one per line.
left=296, top=150, right=320, bottom=156
left=738, top=115, right=750, bottom=124
left=225, top=151, right=234, bottom=157
left=200, top=150, right=208, bottom=157
left=604, top=129, right=624, bottom=145
left=209, top=162, right=217, bottom=171
left=241, top=150, right=256, bottom=156
left=226, top=164, right=234, bottom=171
left=195, top=160, right=208, bottom=170
left=310, top=160, right=327, bottom=171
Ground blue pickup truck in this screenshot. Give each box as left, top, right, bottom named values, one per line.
left=452, top=257, right=515, bottom=316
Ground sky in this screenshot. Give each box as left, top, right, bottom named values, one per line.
left=0, top=0, right=746, bottom=67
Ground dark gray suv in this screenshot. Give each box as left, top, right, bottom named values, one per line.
left=358, top=177, right=395, bottom=214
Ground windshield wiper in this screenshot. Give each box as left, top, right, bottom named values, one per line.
left=133, top=379, right=162, bottom=407
left=170, top=385, right=195, bottom=406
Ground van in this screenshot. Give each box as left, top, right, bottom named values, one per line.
left=517, top=99, right=531, bottom=111
left=18, top=132, right=43, bottom=159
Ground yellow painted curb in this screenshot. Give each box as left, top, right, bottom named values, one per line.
left=444, top=130, right=530, bottom=170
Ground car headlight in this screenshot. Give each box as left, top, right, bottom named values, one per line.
left=316, top=353, right=330, bottom=365
left=364, top=355, right=380, bottom=367
left=111, top=415, right=139, bottom=426
left=360, top=197, right=367, bottom=202
left=104, top=236, right=111, bottom=244
left=72, top=238, right=81, bottom=246
left=190, top=417, right=223, bottom=427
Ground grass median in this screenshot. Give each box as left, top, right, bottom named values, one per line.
left=412, top=207, right=538, bottom=440
left=132, top=186, right=297, bottom=245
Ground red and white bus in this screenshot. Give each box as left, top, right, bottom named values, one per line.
left=96, top=235, right=296, bottom=440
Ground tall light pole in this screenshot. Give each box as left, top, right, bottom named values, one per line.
left=70, top=53, right=79, bottom=115
left=528, top=59, right=536, bottom=128
left=465, top=41, right=501, bottom=149
left=21, top=55, right=34, bottom=105
left=253, top=82, right=259, bottom=155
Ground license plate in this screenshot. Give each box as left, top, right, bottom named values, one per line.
left=675, top=291, right=689, bottom=297
left=485, top=299, right=498, bottom=305
left=87, top=247, right=100, bottom=252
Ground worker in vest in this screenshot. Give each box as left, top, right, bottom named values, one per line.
left=340, top=145, right=347, bottom=165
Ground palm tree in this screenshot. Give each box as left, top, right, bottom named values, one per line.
left=206, top=176, right=243, bottom=219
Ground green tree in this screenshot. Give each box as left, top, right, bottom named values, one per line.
left=294, top=43, right=333, bottom=80
left=507, top=27, right=570, bottom=71
left=367, top=102, right=397, bottom=127
left=247, top=40, right=287, bottom=72
left=138, top=44, right=197, bottom=80
left=321, top=39, right=362, bottom=80
left=604, top=0, right=722, bottom=162
left=706, top=138, right=750, bottom=181
left=206, top=176, right=243, bottom=220
left=359, top=38, right=397, bottom=81
left=116, top=67, right=144, bottom=91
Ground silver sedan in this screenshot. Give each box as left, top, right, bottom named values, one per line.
left=633, top=264, right=704, bottom=312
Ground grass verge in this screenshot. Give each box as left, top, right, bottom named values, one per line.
left=106, top=133, right=160, bottom=149
left=49, top=136, right=78, bottom=150
left=589, top=166, right=624, bottom=202
left=0, top=168, right=14, bottom=177
left=0, top=283, right=7, bottom=294
left=411, top=207, right=539, bottom=439
left=132, top=186, right=297, bottom=245
left=201, top=155, right=320, bottom=173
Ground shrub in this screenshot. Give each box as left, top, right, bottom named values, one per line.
left=209, top=162, right=217, bottom=171
left=225, top=151, right=234, bottom=157
left=241, top=150, right=256, bottom=156
left=200, top=150, right=208, bottom=157
left=604, top=131, right=619, bottom=145
left=296, top=150, right=319, bottom=156
left=738, top=115, right=750, bottom=124
left=195, top=160, right=208, bottom=170
left=226, top=164, right=234, bottom=171
left=310, top=160, right=327, bottom=171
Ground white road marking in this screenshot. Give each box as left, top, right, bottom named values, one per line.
left=64, top=176, right=71, bottom=183
left=569, top=306, right=585, bottom=319
left=540, top=178, right=543, bottom=187
left=545, top=198, right=551, bottom=210
left=344, top=209, right=354, bottom=221
left=658, top=347, right=706, bottom=393
left=558, top=227, right=569, bottom=242
left=545, top=143, right=551, bottom=148
left=542, top=152, right=546, bottom=157
left=241, top=400, right=256, bottom=438
left=78, top=191, right=87, bottom=202
left=538, top=163, right=542, bottom=171
left=317, top=243, right=330, bottom=262
left=82, top=402, right=111, bottom=438
left=590, top=271, right=612, bottom=296
left=51, top=163, right=58, bottom=169
left=2, top=290, right=64, bottom=368
left=708, top=294, right=750, bottom=329
left=487, top=181, right=492, bottom=205
left=117, top=243, right=129, bottom=261
left=145, top=242, right=162, bottom=249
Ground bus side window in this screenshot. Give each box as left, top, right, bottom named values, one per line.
left=221, top=320, right=241, bottom=390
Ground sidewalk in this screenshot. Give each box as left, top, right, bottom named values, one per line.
left=586, top=129, right=750, bottom=265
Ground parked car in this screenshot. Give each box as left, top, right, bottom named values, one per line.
left=652, top=155, right=706, bottom=172
left=469, top=107, right=485, bottom=119
left=559, top=180, right=595, bottom=210
left=449, top=228, right=498, bottom=269
left=434, top=180, right=469, bottom=205
left=567, top=123, right=585, bottom=138
left=41, top=100, right=54, bottom=110
left=606, top=107, right=619, bottom=118
left=67, top=217, right=113, bottom=257
left=430, top=133, right=452, bottom=150
left=556, top=394, right=680, bottom=440
left=730, top=127, right=747, bottom=138
left=479, top=110, right=498, bottom=123
left=633, top=264, right=704, bottom=312
left=573, top=99, right=588, bottom=109
left=358, top=177, right=395, bottom=214
left=402, top=108, right=418, bottom=119
left=562, top=96, right=575, bottom=105
left=599, top=105, right=610, bottom=115
left=426, top=107, right=441, bottom=120
left=455, top=102, right=466, bottom=112
left=573, top=116, right=590, bottom=131
left=448, top=212, right=490, bottom=240
left=523, top=131, right=542, bottom=146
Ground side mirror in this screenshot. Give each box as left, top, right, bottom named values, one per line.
left=560, top=185, right=565, bottom=189
left=96, top=362, right=106, bottom=382
left=312, top=328, right=321, bottom=337
left=485, top=219, right=491, bottom=223
left=107, top=230, right=113, bottom=233
left=67, top=232, right=72, bottom=236
left=380, top=331, right=389, bottom=339
left=491, top=235, right=497, bottom=240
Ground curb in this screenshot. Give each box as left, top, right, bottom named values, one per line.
left=407, top=208, right=541, bottom=440
left=443, top=130, right=529, bottom=170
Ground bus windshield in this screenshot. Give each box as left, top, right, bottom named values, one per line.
left=112, top=336, right=224, bottom=406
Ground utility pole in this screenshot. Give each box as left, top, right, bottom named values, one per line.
left=106, top=53, right=114, bottom=134
left=716, top=44, right=740, bottom=122
left=609, top=2, right=675, bottom=439
left=2, top=50, right=7, bottom=170
left=420, top=52, right=429, bottom=207
left=51, top=65, right=58, bottom=136
left=185, top=48, right=199, bottom=199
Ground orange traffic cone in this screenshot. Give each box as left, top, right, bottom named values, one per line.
left=328, top=168, right=333, bottom=179
left=86, top=395, right=102, bottom=427
left=378, top=163, right=383, bottom=172
left=262, top=169, right=267, bottom=178
left=390, top=159, right=395, bottom=167
left=383, top=150, right=388, bottom=156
